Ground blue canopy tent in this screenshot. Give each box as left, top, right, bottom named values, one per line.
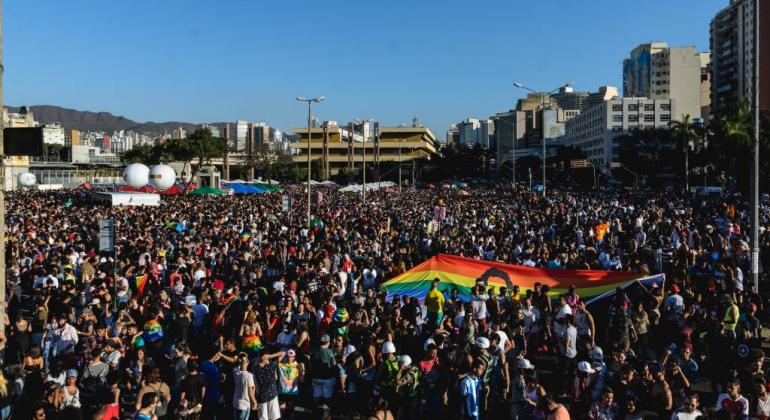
left=226, top=183, right=265, bottom=194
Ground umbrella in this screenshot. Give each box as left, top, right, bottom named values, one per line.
left=79, top=182, right=92, bottom=189
left=456, top=190, right=470, bottom=196
left=426, top=183, right=436, bottom=189
left=189, top=186, right=226, bottom=196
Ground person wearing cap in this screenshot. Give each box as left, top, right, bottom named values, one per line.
left=311, top=334, right=337, bottom=406
left=664, top=284, right=685, bottom=323
left=509, top=358, right=535, bottom=419
left=474, top=336, right=496, bottom=415
left=375, top=341, right=400, bottom=405
left=394, top=355, right=420, bottom=419
left=62, top=369, right=81, bottom=410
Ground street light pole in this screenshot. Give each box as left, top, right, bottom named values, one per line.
left=751, top=0, right=761, bottom=292
left=514, top=82, right=570, bottom=198
left=296, top=96, right=324, bottom=227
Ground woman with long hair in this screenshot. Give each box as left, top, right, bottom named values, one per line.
left=0, top=370, right=13, bottom=420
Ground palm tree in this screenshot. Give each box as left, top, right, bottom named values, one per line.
left=672, top=114, right=699, bottom=192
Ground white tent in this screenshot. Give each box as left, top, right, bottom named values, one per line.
left=339, top=181, right=395, bottom=193
left=93, top=192, right=161, bottom=207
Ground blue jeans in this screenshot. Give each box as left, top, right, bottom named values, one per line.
left=234, top=408, right=250, bottom=420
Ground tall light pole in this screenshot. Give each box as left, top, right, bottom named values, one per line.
left=751, top=0, right=760, bottom=292
left=514, top=82, right=571, bottom=197
left=355, top=119, right=374, bottom=204
left=0, top=0, right=6, bottom=340
left=296, top=96, right=324, bottom=227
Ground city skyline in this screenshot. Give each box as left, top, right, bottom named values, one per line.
left=5, top=0, right=721, bottom=134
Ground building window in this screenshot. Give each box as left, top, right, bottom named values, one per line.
left=612, top=115, right=623, bottom=123
left=612, top=104, right=622, bottom=112
left=661, top=103, right=671, bottom=111
left=644, top=104, right=655, bottom=112
left=628, top=104, right=639, bottom=112
left=660, top=114, right=670, bottom=122
left=644, top=114, right=655, bottom=122
left=629, top=115, right=639, bottom=122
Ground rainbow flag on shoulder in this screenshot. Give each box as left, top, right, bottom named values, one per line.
left=135, top=275, right=148, bottom=297
left=144, top=320, right=164, bottom=343
left=242, top=334, right=263, bottom=355
left=382, top=254, right=663, bottom=305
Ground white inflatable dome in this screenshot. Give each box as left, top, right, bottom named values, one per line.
left=149, top=164, right=177, bottom=190
left=17, top=172, right=36, bottom=187
left=123, top=163, right=150, bottom=188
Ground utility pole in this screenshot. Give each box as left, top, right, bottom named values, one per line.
left=751, top=0, right=761, bottom=292
left=0, top=0, right=6, bottom=341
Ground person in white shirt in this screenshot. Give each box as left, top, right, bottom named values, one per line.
left=232, top=353, right=257, bottom=419
left=715, top=381, right=750, bottom=417
left=554, top=295, right=572, bottom=337
left=101, top=340, right=122, bottom=369
left=52, top=314, right=79, bottom=357
left=671, top=394, right=702, bottom=420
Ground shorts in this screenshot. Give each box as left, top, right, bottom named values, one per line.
left=313, top=377, right=336, bottom=399
left=258, top=397, right=280, bottom=420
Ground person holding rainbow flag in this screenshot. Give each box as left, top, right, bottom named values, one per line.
left=425, top=278, right=445, bottom=330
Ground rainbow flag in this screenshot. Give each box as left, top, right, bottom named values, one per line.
left=382, top=254, right=664, bottom=305
left=333, top=307, right=349, bottom=323
left=240, top=231, right=251, bottom=243
left=144, top=320, right=164, bottom=343
left=135, top=275, right=147, bottom=297
left=243, top=334, right=263, bottom=354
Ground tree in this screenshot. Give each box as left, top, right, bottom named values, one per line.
left=121, top=144, right=173, bottom=165
left=672, top=114, right=704, bottom=192
left=165, top=128, right=227, bottom=191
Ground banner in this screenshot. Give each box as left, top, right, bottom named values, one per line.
left=382, top=254, right=664, bottom=304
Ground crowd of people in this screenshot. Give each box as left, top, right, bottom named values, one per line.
left=1, top=184, right=769, bottom=420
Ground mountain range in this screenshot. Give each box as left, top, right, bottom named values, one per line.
left=7, top=105, right=201, bottom=135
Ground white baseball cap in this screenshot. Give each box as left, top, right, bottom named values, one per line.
left=382, top=341, right=396, bottom=354
left=399, top=355, right=412, bottom=367
left=578, top=361, right=596, bottom=373
left=515, top=359, right=535, bottom=370
left=475, top=337, right=490, bottom=349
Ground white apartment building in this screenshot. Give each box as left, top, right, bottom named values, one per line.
left=564, top=97, right=675, bottom=169
left=42, top=123, right=65, bottom=145
left=234, top=120, right=249, bottom=151
left=623, top=42, right=704, bottom=121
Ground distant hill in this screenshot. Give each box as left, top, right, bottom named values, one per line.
left=7, top=105, right=199, bottom=135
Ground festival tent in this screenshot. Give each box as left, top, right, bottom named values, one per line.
left=118, top=185, right=159, bottom=193
left=189, top=186, right=226, bottom=196
left=254, top=183, right=283, bottom=192
left=226, top=183, right=266, bottom=194
left=158, top=183, right=195, bottom=195
left=382, top=254, right=664, bottom=305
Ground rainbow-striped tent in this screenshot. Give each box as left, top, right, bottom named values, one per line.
left=382, top=254, right=663, bottom=304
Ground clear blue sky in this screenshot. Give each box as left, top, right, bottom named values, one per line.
left=4, top=0, right=723, bottom=137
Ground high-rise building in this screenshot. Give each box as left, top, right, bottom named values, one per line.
left=623, top=42, right=704, bottom=120
left=255, top=123, right=270, bottom=152
left=479, top=119, right=495, bottom=149
left=710, top=0, right=770, bottom=113
left=446, top=124, right=459, bottom=145
left=102, top=134, right=111, bottom=151
left=565, top=97, right=675, bottom=169
left=552, top=86, right=590, bottom=111
left=457, top=119, right=481, bottom=148
left=699, top=53, right=712, bottom=125
left=235, top=120, right=249, bottom=151
left=493, top=110, right=526, bottom=169
left=65, top=129, right=81, bottom=146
